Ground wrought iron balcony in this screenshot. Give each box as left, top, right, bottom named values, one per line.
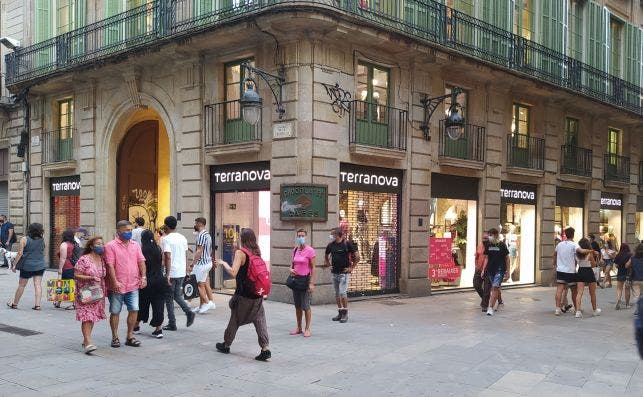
left=350, top=100, right=407, bottom=151
left=5, top=0, right=642, bottom=116
left=560, top=145, right=592, bottom=177
left=506, top=134, right=544, bottom=170
left=438, top=119, right=485, bottom=162
left=42, top=127, right=77, bottom=164
left=204, top=100, right=261, bottom=147
left=604, top=154, right=630, bottom=184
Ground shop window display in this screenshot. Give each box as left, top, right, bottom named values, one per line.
left=554, top=206, right=583, bottom=243
left=339, top=190, right=399, bottom=296
left=599, top=210, right=621, bottom=249
left=500, top=203, right=536, bottom=284
left=428, top=198, right=477, bottom=289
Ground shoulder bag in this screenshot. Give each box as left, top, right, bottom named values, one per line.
left=79, top=258, right=104, bottom=304
left=286, top=247, right=310, bottom=291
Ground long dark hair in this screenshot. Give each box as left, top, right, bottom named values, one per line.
left=614, top=243, right=632, bottom=265
left=635, top=243, right=643, bottom=259
left=61, top=229, right=75, bottom=244
left=240, top=228, right=261, bottom=256
left=27, top=223, right=44, bottom=239
left=577, top=238, right=591, bottom=260
left=140, top=230, right=161, bottom=272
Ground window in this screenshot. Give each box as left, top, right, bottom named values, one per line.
left=355, top=63, right=391, bottom=147
left=513, top=0, right=534, bottom=41
left=567, top=0, right=584, bottom=61
left=446, top=0, right=474, bottom=15
left=565, top=117, right=579, bottom=146
left=56, top=99, right=74, bottom=162
left=444, top=85, right=467, bottom=120
left=607, top=128, right=622, bottom=157
left=223, top=59, right=255, bottom=143
left=511, top=103, right=529, bottom=150
left=35, top=0, right=86, bottom=41
left=58, top=99, right=73, bottom=135
left=225, top=59, right=254, bottom=103
left=356, top=63, right=389, bottom=109
left=610, top=17, right=624, bottom=78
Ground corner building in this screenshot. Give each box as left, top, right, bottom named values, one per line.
left=2, top=0, right=643, bottom=303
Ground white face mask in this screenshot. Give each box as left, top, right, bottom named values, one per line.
left=488, top=236, right=498, bottom=244
left=329, top=235, right=335, bottom=242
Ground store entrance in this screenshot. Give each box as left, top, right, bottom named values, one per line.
left=600, top=193, right=623, bottom=249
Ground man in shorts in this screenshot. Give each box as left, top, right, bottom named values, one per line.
left=553, top=227, right=592, bottom=315
left=105, top=220, right=147, bottom=348
left=323, top=227, right=359, bottom=323
left=189, top=217, right=215, bottom=314
left=482, top=228, right=509, bottom=316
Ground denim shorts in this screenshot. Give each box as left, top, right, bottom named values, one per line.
left=108, top=290, right=139, bottom=314
left=488, top=271, right=505, bottom=288
left=332, top=273, right=350, bottom=298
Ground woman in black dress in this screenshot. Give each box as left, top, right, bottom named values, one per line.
left=135, top=230, right=167, bottom=338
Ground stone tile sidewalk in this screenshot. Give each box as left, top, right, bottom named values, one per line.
left=0, top=268, right=641, bottom=396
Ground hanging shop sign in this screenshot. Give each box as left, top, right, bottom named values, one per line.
left=340, top=163, right=403, bottom=194
left=500, top=182, right=537, bottom=205
left=427, top=237, right=462, bottom=282
left=556, top=188, right=585, bottom=208
left=50, top=175, right=81, bottom=197
left=600, top=192, right=623, bottom=210
left=210, top=162, right=270, bottom=192
left=280, top=184, right=328, bottom=222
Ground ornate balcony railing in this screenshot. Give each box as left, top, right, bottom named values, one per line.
left=5, top=0, right=642, bottom=115
left=204, top=100, right=261, bottom=147
left=350, top=100, right=407, bottom=151
left=560, top=145, right=592, bottom=177
left=438, top=119, right=485, bottom=162
left=42, top=127, right=77, bottom=164
left=506, top=134, right=544, bottom=170
left=604, top=154, right=630, bottom=184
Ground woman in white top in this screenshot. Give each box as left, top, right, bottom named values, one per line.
left=601, top=240, right=616, bottom=288
left=575, top=238, right=601, bottom=318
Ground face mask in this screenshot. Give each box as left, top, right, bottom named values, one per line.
left=297, top=237, right=306, bottom=245
left=488, top=236, right=498, bottom=244
left=120, top=231, right=132, bottom=241
left=329, top=235, right=335, bottom=242
left=93, top=246, right=105, bottom=255
left=193, top=226, right=199, bottom=232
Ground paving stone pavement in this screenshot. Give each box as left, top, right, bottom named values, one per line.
left=0, top=268, right=641, bottom=396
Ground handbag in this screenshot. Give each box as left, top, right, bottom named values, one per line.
left=47, top=279, right=75, bottom=302
left=79, top=284, right=104, bottom=304
left=286, top=274, right=310, bottom=291
left=182, top=274, right=199, bottom=300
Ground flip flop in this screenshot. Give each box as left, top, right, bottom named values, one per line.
left=125, top=337, right=141, bottom=347
left=32, top=306, right=41, bottom=311
left=111, top=338, right=120, bottom=348
left=6, top=302, right=17, bottom=309
left=64, top=305, right=75, bottom=310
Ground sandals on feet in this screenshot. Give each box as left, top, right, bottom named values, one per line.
left=64, top=305, right=75, bottom=310
left=125, top=337, right=141, bottom=347
left=32, top=306, right=41, bottom=311
left=111, top=338, right=121, bottom=348
left=6, top=302, right=17, bottom=309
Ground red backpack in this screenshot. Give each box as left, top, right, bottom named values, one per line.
left=240, top=248, right=271, bottom=298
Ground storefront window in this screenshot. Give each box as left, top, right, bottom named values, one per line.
left=600, top=193, right=623, bottom=250
left=636, top=197, right=643, bottom=242
left=50, top=175, right=81, bottom=268
left=500, top=182, right=536, bottom=284
left=555, top=188, right=585, bottom=244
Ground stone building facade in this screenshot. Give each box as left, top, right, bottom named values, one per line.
left=1, top=1, right=643, bottom=303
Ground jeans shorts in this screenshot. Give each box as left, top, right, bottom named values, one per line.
left=108, top=290, right=139, bottom=314
left=332, top=273, right=350, bottom=298
left=488, top=271, right=505, bottom=288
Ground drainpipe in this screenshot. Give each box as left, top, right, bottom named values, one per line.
left=21, top=90, right=30, bottom=228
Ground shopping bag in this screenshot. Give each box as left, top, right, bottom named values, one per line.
left=47, top=279, right=75, bottom=302
left=182, top=274, right=199, bottom=300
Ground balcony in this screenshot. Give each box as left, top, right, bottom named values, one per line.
left=204, top=100, right=261, bottom=156
left=5, top=1, right=642, bottom=116
left=349, top=100, right=407, bottom=159
left=41, top=128, right=77, bottom=168
left=560, top=145, right=592, bottom=178
left=604, top=154, right=630, bottom=184
left=506, top=134, right=544, bottom=172
left=438, top=119, right=485, bottom=168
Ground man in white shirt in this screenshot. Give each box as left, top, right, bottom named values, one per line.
left=162, top=216, right=195, bottom=331
left=131, top=217, right=145, bottom=246
left=189, top=217, right=215, bottom=314
left=553, top=227, right=592, bottom=316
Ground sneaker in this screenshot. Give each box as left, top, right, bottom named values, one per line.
left=133, top=326, right=141, bottom=335
left=555, top=308, right=562, bottom=316
left=198, top=305, right=210, bottom=314
left=615, top=301, right=621, bottom=310
left=208, top=301, right=216, bottom=310
left=481, top=307, right=487, bottom=312
left=593, top=308, right=602, bottom=316
left=162, top=324, right=177, bottom=331
left=215, top=342, right=230, bottom=354
left=152, top=329, right=163, bottom=339
left=486, top=308, right=494, bottom=316
left=255, top=349, right=271, bottom=361
left=191, top=306, right=200, bottom=313
left=575, top=310, right=583, bottom=318
left=187, top=311, right=195, bottom=327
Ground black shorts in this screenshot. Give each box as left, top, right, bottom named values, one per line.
left=556, top=271, right=577, bottom=286
left=576, top=267, right=596, bottom=283
left=19, top=269, right=45, bottom=279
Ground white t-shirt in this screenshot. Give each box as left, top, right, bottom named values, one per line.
left=163, top=232, right=188, bottom=278
left=555, top=240, right=580, bottom=274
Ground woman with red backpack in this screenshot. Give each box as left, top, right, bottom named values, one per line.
left=215, top=228, right=271, bottom=361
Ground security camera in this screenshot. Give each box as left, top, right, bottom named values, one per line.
left=0, top=37, right=21, bottom=50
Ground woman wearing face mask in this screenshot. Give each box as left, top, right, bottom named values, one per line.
left=74, top=236, right=107, bottom=354
left=289, top=228, right=316, bottom=337
left=135, top=230, right=166, bottom=339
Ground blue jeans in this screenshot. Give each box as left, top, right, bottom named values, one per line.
left=108, top=290, right=139, bottom=313
left=488, top=271, right=505, bottom=288
left=165, top=277, right=191, bottom=327
left=332, top=273, right=350, bottom=298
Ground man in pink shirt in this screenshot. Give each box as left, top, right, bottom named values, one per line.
left=105, top=220, right=146, bottom=348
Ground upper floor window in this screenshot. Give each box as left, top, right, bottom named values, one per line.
left=35, top=0, right=86, bottom=42
left=58, top=98, right=74, bottom=135
left=511, top=103, right=530, bottom=148
left=444, top=85, right=467, bottom=121
left=567, top=0, right=584, bottom=61
left=513, top=0, right=534, bottom=40
left=564, top=117, right=579, bottom=146
left=446, top=0, right=474, bottom=15
left=225, top=59, right=255, bottom=102
left=610, top=17, right=624, bottom=78
left=607, top=127, right=622, bottom=156
left=356, top=63, right=389, bottom=123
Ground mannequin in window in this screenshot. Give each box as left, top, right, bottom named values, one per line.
left=354, top=199, right=370, bottom=260
left=339, top=209, right=350, bottom=240
left=506, top=224, right=518, bottom=282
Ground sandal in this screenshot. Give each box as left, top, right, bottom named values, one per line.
left=6, top=302, right=17, bottom=309
left=125, top=337, right=141, bottom=347
left=64, top=305, right=75, bottom=310
left=111, top=338, right=121, bottom=348
left=53, top=302, right=61, bottom=308
left=32, top=306, right=41, bottom=311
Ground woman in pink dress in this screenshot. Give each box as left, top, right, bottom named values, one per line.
left=74, top=236, right=107, bottom=354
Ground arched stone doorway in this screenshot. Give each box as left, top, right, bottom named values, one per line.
left=116, top=113, right=170, bottom=231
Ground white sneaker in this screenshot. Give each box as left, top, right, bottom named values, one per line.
left=575, top=310, right=583, bottom=318
left=198, top=304, right=210, bottom=314
left=593, top=308, right=602, bottom=316
left=555, top=308, right=562, bottom=316
left=486, top=308, right=494, bottom=316
left=191, top=306, right=200, bottom=313
left=208, top=301, right=216, bottom=310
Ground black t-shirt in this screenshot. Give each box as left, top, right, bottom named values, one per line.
left=484, top=241, right=509, bottom=275
left=325, top=240, right=356, bottom=274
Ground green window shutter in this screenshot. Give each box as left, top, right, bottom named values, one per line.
left=623, top=23, right=641, bottom=108
left=35, top=0, right=52, bottom=68
left=479, top=0, right=511, bottom=63
left=541, top=0, right=564, bottom=52
left=70, top=0, right=86, bottom=58
left=106, top=0, right=124, bottom=47
left=587, top=1, right=605, bottom=71
left=194, top=0, right=214, bottom=17
left=567, top=0, right=584, bottom=62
